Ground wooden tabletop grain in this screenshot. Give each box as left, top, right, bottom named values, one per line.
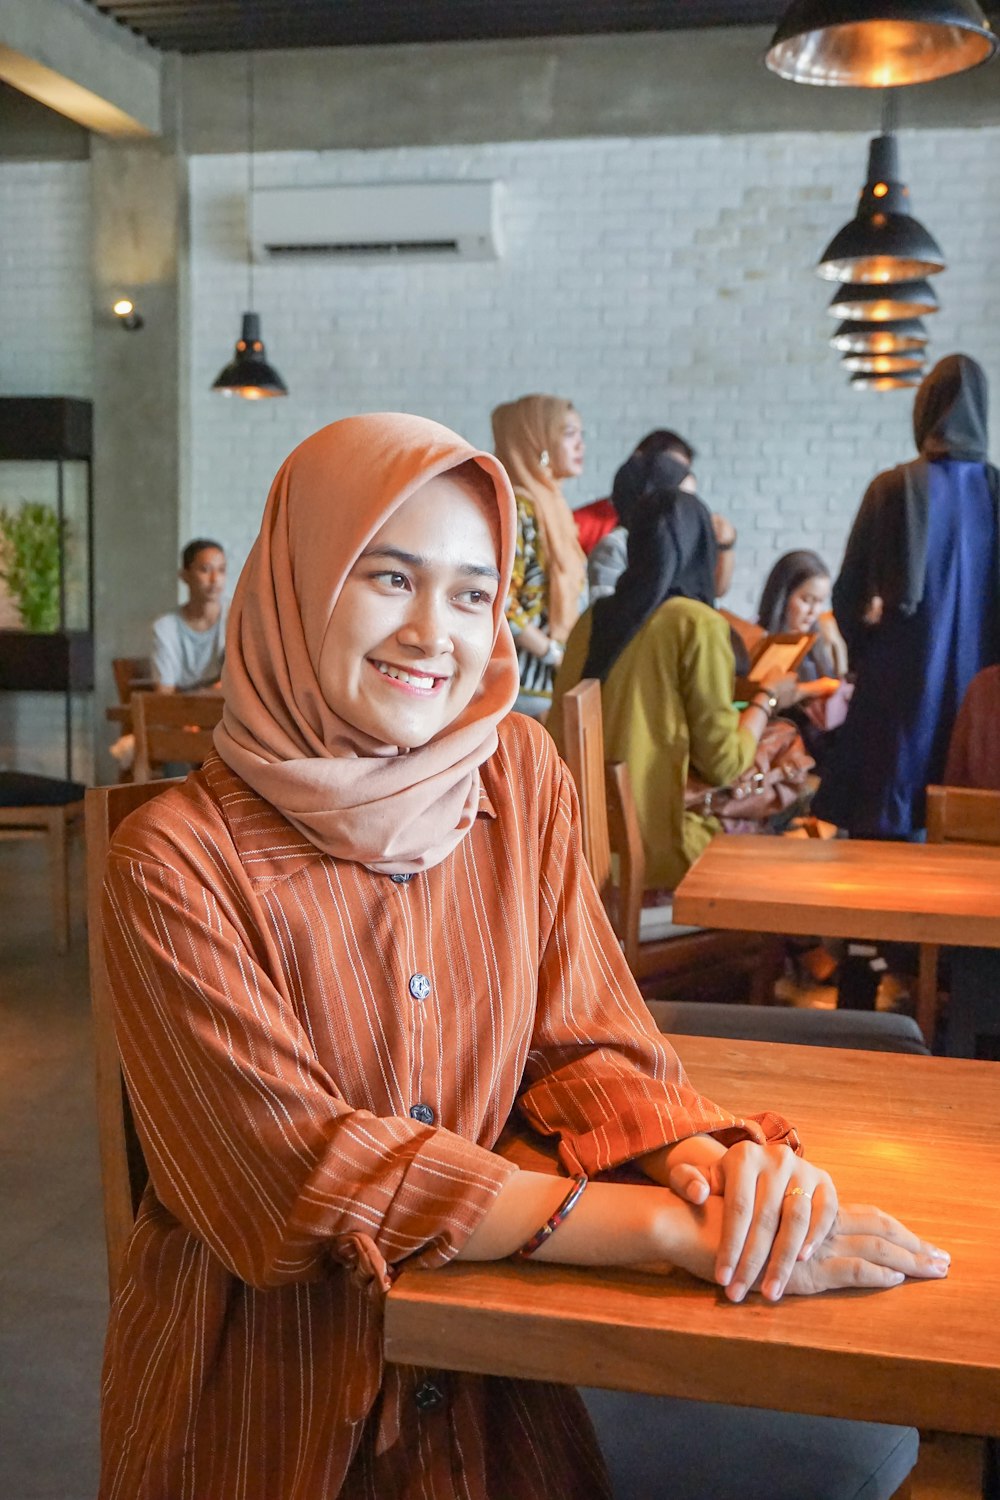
left=671, top=834, right=1000, bottom=947
left=384, top=1037, right=1000, bottom=1435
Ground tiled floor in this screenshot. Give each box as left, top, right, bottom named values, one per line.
left=0, top=836, right=984, bottom=1499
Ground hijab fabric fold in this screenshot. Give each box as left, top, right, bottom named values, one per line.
left=582, top=473, right=717, bottom=683
left=214, top=413, right=520, bottom=875
left=491, top=395, right=587, bottom=641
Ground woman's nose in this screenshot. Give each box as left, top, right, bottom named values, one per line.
left=397, top=594, right=453, bottom=656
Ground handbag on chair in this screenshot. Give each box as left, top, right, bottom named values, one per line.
left=684, top=718, right=814, bottom=828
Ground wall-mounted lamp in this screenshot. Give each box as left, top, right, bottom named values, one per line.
left=113, top=298, right=144, bottom=331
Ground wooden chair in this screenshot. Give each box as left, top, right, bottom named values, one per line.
left=561, top=680, right=778, bottom=1004
left=916, top=784, right=1000, bottom=1045
left=85, top=779, right=176, bottom=1299
left=111, top=655, right=155, bottom=705
left=0, top=772, right=86, bottom=952
left=131, top=690, right=224, bottom=783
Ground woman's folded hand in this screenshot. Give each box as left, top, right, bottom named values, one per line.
left=783, top=1205, right=950, bottom=1295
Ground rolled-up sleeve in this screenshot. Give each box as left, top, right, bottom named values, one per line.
left=103, top=841, right=516, bottom=1292
left=516, top=747, right=797, bottom=1175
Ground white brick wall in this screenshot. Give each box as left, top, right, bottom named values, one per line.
left=0, top=161, right=93, bottom=777
left=188, top=129, right=1000, bottom=617
left=0, top=161, right=93, bottom=398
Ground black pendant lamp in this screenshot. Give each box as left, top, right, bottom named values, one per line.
left=850, top=370, right=925, bottom=390
left=818, top=128, right=945, bottom=284
left=841, top=349, right=926, bottom=374
left=828, top=276, right=939, bottom=320
left=766, top=1, right=997, bottom=87
left=831, top=317, right=928, bottom=353
left=212, top=52, right=288, bottom=400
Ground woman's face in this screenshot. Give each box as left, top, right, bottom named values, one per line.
left=785, top=574, right=831, bottom=633
left=552, top=410, right=585, bottom=480
left=319, top=472, right=501, bottom=749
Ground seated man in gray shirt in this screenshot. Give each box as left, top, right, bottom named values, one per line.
left=151, top=538, right=227, bottom=691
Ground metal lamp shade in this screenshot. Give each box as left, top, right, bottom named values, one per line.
left=831, top=318, right=929, bottom=352
left=841, top=349, right=927, bottom=373
left=766, top=1, right=997, bottom=86
left=850, top=370, right=925, bottom=390
left=817, top=135, right=945, bottom=283
left=212, top=313, right=288, bottom=399
left=828, top=278, right=940, bottom=320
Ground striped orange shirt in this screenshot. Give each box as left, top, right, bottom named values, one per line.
left=100, top=713, right=793, bottom=1499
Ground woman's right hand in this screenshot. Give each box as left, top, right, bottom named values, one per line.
left=667, top=1197, right=948, bottom=1298
left=782, top=1204, right=949, bottom=1296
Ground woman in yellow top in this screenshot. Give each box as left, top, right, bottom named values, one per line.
left=492, top=393, right=588, bottom=718
left=552, top=476, right=796, bottom=891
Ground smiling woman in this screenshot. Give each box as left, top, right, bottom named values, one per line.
left=319, top=467, right=502, bottom=748
left=97, top=412, right=949, bottom=1500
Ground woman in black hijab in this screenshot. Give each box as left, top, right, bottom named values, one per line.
left=814, top=353, right=1000, bottom=837
left=551, top=488, right=797, bottom=891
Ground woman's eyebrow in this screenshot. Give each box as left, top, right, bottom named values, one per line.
left=359, top=545, right=500, bottom=582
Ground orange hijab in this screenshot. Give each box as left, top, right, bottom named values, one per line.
left=214, top=413, right=519, bottom=874
left=491, top=395, right=588, bottom=641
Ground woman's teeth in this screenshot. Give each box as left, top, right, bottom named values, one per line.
left=376, top=663, right=438, bottom=690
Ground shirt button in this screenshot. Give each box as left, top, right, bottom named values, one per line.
left=390, top=872, right=413, bottom=884
left=414, top=1380, right=445, bottom=1412
left=408, top=972, right=431, bottom=1002
left=409, top=1103, right=435, bottom=1125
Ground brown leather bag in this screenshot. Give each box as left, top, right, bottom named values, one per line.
left=684, top=718, right=814, bottom=828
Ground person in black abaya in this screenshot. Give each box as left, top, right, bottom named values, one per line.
left=814, top=353, right=1000, bottom=838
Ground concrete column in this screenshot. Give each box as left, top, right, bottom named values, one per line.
left=90, top=88, right=186, bottom=779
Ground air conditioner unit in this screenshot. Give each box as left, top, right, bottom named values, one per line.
left=251, top=181, right=504, bottom=265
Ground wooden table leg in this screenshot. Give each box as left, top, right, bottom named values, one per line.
left=48, top=807, right=70, bottom=954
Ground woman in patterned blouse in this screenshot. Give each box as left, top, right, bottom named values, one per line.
left=493, top=394, right=589, bottom=718
left=98, top=414, right=948, bottom=1500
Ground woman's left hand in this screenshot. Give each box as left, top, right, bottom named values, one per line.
left=663, top=1137, right=838, bottom=1302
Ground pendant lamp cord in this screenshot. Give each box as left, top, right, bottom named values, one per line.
left=881, top=88, right=898, bottom=138
left=247, top=49, right=255, bottom=312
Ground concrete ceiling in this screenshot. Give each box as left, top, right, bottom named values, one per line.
left=85, top=3, right=792, bottom=54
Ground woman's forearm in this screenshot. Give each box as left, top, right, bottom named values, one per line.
left=455, top=1168, right=714, bottom=1273
left=512, top=622, right=559, bottom=660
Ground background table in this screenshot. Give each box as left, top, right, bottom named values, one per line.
left=671, top=834, right=1000, bottom=948
left=384, top=1037, right=1000, bottom=1436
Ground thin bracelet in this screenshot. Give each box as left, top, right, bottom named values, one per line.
left=514, top=1176, right=589, bottom=1259
left=751, top=691, right=778, bottom=717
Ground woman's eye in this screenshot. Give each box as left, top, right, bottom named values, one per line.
left=459, top=589, right=493, bottom=607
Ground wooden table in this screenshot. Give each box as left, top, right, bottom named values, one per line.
left=671, top=834, right=1000, bottom=949
left=384, top=1037, right=1000, bottom=1437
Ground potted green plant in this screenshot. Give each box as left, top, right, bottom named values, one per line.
left=0, top=501, right=64, bottom=632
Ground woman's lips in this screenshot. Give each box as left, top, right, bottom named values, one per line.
left=370, top=659, right=448, bottom=696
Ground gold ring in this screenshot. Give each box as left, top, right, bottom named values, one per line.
left=784, top=1186, right=812, bottom=1200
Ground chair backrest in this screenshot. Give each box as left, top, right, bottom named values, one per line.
left=85, top=779, right=176, bottom=1299
left=561, top=680, right=613, bottom=904
left=111, top=656, right=155, bottom=705
left=605, top=760, right=646, bottom=967
left=131, top=691, right=224, bottom=783
left=926, top=784, right=1000, bottom=846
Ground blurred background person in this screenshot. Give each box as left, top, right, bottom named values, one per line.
left=815, top=354, right=1000, bottom=839
left=493, top=394, right=588, bottom=718
left=151, top=537, right=228, bottom=692
left=552, top=486, right=798, bottom=894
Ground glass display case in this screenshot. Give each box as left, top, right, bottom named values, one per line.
left=0, top=398, right=94, bottom=776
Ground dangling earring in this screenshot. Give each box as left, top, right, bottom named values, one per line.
left=539, top=449, right=550, bottom=469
